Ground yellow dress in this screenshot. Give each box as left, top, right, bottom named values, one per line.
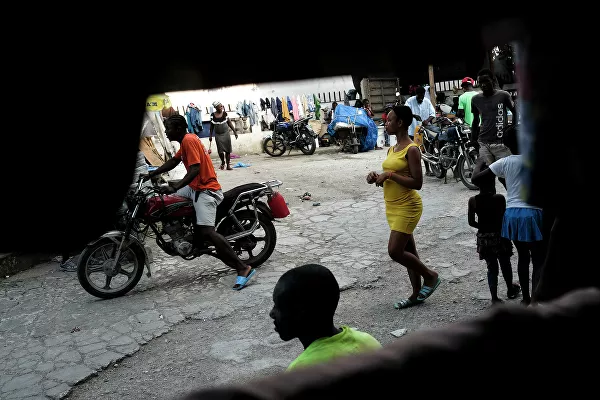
left=382, top=143, right=423, bottom=234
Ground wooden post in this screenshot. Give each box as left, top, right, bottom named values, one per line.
left=428, top=65, right=436, bottom=107
left=380, top=81, right=384, bottom=112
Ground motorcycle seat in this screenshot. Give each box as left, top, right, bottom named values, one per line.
left=423, top=127, right=439, bottom=139
left=216, top=183, right=266, bottom=222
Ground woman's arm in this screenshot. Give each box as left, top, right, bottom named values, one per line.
left=393, top=146, right=423, bottom=189
left=468, top=197, right=478, bottom=229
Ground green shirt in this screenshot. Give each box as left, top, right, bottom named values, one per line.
left=287, top=326, right=382, bottom=371
left=458, top=91, right=478, bottom=126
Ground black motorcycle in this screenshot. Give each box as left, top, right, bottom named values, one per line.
left=263, top=116, right=317, bottom=157
left=416, top=117, right=479, bottom=190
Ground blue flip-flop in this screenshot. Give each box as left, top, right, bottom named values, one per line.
left=233, top=269, right=256, bottom=291
left=417, top=277, right=442, bottom=301
left=394, top=298, right=424, bottom=309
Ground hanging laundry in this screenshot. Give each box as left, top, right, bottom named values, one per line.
left=252, top=102, right=260, bottom=125
left=281, top=97, right=291, bottom=122
left=243, top=100, right=257, bottom=126
left=423, top=84, right=431, bottom=101
left=275, top=97, right=282, bottom=118
left=301, top=94, right=309, bottom=116
left=236, top=101, right=245, bottom=117
left=291, top=96, right=300, bottom=121
left=313, top=94, right=321, bottom=120
left=265, top=97, right=271, bottom=109
left=260, top=98, right=266, bottom=111
left=185, top=103, right=203, bottom=135
left=306, top=95, right=315, bottom=113
left=296, top=95, right=304, bottom=118
left=286, top=96, right=293, bottom=115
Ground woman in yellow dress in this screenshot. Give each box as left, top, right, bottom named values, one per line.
left=367, top=105, right=441, bottom=309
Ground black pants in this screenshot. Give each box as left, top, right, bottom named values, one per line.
left=514, top=240, right=545, bottom=302
left=484, top=254, right=513, bottom=299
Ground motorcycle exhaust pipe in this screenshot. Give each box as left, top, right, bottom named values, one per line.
left=421, top=152, right=440, bottom=166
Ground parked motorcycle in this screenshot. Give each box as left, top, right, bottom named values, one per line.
left=77, top=178, right=289, bottom=299
left=415, top=117, right=479, bottom=190
left=263, top=115, right=317, bottom=157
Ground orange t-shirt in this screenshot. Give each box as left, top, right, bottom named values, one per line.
left=175, top=134, right=221, bottom=192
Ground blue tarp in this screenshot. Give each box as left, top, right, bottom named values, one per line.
left=327, top=104, right=378, bottom=152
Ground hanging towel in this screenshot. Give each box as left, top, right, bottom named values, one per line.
left=291, top=96, right=300, bottom=121
left=313, top=94, right=321, bottom=120
left=301, top=94, right=309, bottom=115
left=281, top=97, right=291, bottom=122
left=296, top=95, right=304, bottom=118
left=286, top=96, right=293, bottom=115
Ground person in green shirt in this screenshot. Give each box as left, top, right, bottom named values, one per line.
left=457, top=77, right=479, bottom=126
left=269, top=264, right=382, bottom=371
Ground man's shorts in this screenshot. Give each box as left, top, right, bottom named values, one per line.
left=478, top=142, right=512, bottom=165
left=176, top=186, right=224, bottom=227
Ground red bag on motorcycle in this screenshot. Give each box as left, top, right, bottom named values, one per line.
left=268, top=192, right=290, bottom=218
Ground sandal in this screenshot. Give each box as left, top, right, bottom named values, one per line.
left=219, top=164, right=225, bottom=170
left=394, top=298, right=424, bottom=309
left=226, top=165, right=233, bottom=170
left=417, top=277, right=442, bottom=301
left=507, top=283, right=521, bottom=299
left=232, top=269, right=256, bottom=291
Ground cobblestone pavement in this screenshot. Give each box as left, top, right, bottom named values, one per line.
left=1, top=148, right=514, bottom=399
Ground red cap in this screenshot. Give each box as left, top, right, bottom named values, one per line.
left=461, top=77, right=475, bottom=86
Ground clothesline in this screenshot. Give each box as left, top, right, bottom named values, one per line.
left=177, top=93, right=330, bottom=133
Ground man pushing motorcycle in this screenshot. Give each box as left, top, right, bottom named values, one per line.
left=144, top=115, right=256, bottom=290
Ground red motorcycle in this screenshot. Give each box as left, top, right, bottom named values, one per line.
left=77, top=178, right=290, bottom=299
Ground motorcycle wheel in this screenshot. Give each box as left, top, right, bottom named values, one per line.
left=429, top=162, right=446, bottom=179
left=217, top=210, right=277, bottom=268
left=299, top=133, right=316, bottom=155
left=77, top=237, right=145, bottom=299
left=457, top=151, right=479, bottom=190
left=263, top=136, right=286, bottom=157
left=425, top=144, right=446, bottom=178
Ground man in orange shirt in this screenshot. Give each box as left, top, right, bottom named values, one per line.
left=146, top=115, right=256, bottom=290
